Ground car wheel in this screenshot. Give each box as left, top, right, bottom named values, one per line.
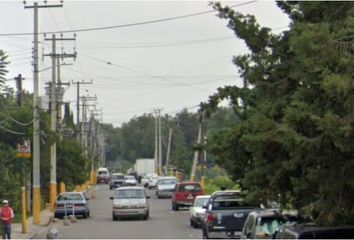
left=143, top=211, right=149, bottom=220
left=193, top=221, right=198, bottom=228
left=82, top=212, right=87, bottom=219
left=172, top=204, right=177, bottom=211
left=112, top=213, right=117, bottom=221
left=175, top=204, right=179, bottom=211
left=87, top=211, right=90, bottom=218
left=190, top=218, right=193, bottom=227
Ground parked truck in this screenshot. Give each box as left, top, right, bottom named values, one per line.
left=134, top=158, right=156, bottom=183
left=201, top=190, right=259, bottom=239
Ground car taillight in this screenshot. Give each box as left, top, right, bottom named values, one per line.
left=207, top=214, right=216, bottom=223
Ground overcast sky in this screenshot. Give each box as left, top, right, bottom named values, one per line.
left=0, top=0, right=290, bottom=127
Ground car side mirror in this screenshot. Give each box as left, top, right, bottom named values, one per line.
left=202, top=205, right=207, bottom=209
left=146, top=196, right=151, bottom=199
left=110, top=197, right=114, bottom=200
left=86, top=197, right=90, bottom=201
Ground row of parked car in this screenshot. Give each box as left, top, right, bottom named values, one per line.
left=188, top=190, right=354, bottom=239
left=140, top=173, right=354, bottom=239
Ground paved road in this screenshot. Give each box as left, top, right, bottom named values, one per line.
left=45, top=184, right=202, bottom=239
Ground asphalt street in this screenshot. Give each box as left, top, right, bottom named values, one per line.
left=45, top=184, right=202, bottom=239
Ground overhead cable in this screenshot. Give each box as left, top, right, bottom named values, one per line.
left=0, top=1, right=257, bottom=36
left=0, top=124, right=26, bottom=135
left=0, top=97, right=33, bottom=126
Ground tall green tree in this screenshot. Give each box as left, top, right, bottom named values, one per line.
left=200, top=1, right=354, bottom=225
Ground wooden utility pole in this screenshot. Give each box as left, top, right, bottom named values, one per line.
left=165, top=128, right=172, bottom=175
left=14, top=74, right=25, bottom=107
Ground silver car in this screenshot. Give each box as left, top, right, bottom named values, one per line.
left=189, top=195, right=210, bottom=228
left=110, top=186, right=150, bottom=220
left=54, top=192, right=90, bottom=219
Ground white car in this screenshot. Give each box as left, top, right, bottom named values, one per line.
left=142, top=173, right=157, bottom=187
left=124, top=175, right=137, bottom=186
left=147, top=176, right=159, bottom=189
left=156, top=176, right=178, bottom=198
left=189, top=195, right=210, bottom=228
left=110, top=186, right=150, bottom=220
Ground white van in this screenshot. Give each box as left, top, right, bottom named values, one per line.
left=97, top=167, right=110, bottom=184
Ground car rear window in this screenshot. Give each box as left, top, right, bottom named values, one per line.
left=57, top=194, right=83, bottom=201
left=212, top=198, right=247, bottom=210
left=158, top=179, right=176, bottom=185
left=116, top=189, right=145, bottom=199
left=179, top=183, right=202, bottom=192
left=98, top=170, right=108, bottom=175
left=111, top=175, right=124, bottom=180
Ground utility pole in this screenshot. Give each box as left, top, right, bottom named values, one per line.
left=154, top=113, right=158, bottom=174
left=153, top=108, right=162, bottom=175
left=24, top=0, right=62, bottom=225
left=190, top=113, right=203, bottom=181
left=165, top=128, right=172, bottom=175
left=44, top=34, right=76, bottom=212
left=14, top=74, right=25, bottom=107
left=158, top=112, right=162, bottom=175
left=72, top=80, right=93, bottom=143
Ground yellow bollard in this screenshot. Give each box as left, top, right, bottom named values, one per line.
left=60, top=182, right=66, bottom=193
left=33, top=187, right=41, bottom=225
left=21, top=186, right=28, bottom=234
left=50, top=182, right=57, bottom=212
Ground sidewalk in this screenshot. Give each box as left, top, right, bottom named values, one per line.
left=12, top=207, right=53, bottom=239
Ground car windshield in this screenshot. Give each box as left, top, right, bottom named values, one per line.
left=195, top=198, right=209, bottom=207
left=111, top=175, right=124, bottom=180
left=116, top=189, right=145, bottom=199
left=179, top=183, right=201, bottom=192
left=256, top=217, right=284, bottom=237
left=57, top=193, right=84, bottom=201
left=158, top=179, right=176, bottom=185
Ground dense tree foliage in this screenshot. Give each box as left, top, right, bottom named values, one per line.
left=200, top=1, right=354, bottom=225
left=0, top=50, right=90, bottom=214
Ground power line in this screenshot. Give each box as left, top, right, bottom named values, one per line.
left=0, top=124, right=26, bottom=135
left=0, top=96, right=33, bottom=126
left=0, top=1, right=257, bottom=36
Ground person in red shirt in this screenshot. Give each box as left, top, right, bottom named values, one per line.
left=0, top=200, right=14, bottom=239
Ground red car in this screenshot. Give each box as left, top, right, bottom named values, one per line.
left=172, top=181, right=204, bottom=211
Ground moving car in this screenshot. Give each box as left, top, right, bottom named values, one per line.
left=172, top=181, right=204, bottom=210
left=201, top=190, right=258, bottom=239
left=110, top=186, right=150, bottom=220
left=142, top=173, right=158, bottom=187
left=97, top=167, right=110, bottom=184
left=147, top=175, right=159, bottom=189
left=156, top=176, right=178, bottom=198
left=109, top=173, right=125, bottom=190
left=54, top=192, right=90, bottom=219
left=190, top=195, right=210, bottom=228
left=124, top=175, right=137, bottom=186
left=241, top=210, right=285, bottom=239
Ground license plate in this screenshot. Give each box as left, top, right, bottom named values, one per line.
left=187, top=194, right=194, bottom=199
left=66, top=204, right=72, bottom=208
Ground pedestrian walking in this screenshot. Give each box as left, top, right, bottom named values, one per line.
left=0, top=200, right=14, bottom=239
